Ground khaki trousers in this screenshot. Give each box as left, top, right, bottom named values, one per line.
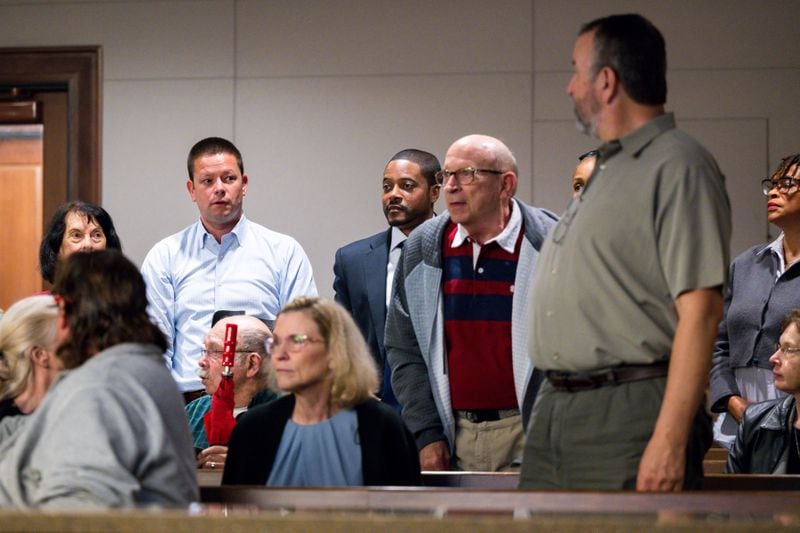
left=454, top=413, right=524, bottom=472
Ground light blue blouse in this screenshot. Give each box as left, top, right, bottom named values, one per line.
left=267, top=408, right=362, bottom=487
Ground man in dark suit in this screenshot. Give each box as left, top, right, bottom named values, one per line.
left=333, top=149, right=441, bottom=408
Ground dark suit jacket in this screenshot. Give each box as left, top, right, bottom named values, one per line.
left=333, top=229, right=390, bottom=393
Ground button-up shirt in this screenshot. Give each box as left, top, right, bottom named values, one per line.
left=141, top=215, right=317, bottom=391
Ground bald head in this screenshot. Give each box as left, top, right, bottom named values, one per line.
left=447, top=134, right=518, bottom=177
left=208, top=315, right=271, bottom=356
left=199, top=314, right=272, bottom=400
left=442, top=134, right=519, bottom=244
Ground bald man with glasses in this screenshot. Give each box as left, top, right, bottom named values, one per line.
left=385, top=134, right=557, bottom=472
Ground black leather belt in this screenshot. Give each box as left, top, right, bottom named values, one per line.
left=455, top=408, right=520, bottom=423
left=546, top=362, right=669, bottom=392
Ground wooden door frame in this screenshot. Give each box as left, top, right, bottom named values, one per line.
left=0, top=46, right=101, bottom=203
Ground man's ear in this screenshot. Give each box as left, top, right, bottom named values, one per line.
left=245, top=353, right=261, bottom=378
left=500, top=171, right=517, bottom=198
left=186, top=178, right=197, bottom=202
left=596, top=66, right=619, bottom=105
left=429, top=183, right=441, bottom=204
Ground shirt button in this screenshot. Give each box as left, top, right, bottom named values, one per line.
left=552, top=353, right=560, bottom=361
left=546, top=310, right=553, bottom=317
left=477, top=267, right=484, bottom=274
left=551, top=268, right=557, bottom=275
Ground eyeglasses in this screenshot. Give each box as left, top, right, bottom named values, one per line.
left=775, top=343, right=800, bottom=358
left=761, top=178, right=800, bottom=196
left=434, top=167, right=504, bottom=186
left=265, top=334, right=324, bottom=356
left=199, top=349, right=251, bottom=360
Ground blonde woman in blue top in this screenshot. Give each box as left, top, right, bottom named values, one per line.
left=223, top=297, right=420, bottom=486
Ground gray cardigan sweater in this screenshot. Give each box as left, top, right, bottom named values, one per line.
left=385, top=198, right=557, bottom=451
left=710, top=243, right=800, bottom=412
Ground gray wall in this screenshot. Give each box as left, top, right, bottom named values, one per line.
left=1, top=0, right=798, bottom=298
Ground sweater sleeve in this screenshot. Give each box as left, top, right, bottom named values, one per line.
left=384, top=238, right=447, bottom=450
left=709, top=261, right=739, bottom=412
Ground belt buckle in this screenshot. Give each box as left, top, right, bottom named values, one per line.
left=602, top=368, right=617, bottom=386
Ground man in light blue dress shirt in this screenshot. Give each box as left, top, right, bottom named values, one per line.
left=141, top=137, right=317, bottom=401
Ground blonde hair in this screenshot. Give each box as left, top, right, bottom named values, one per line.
left=0, top=295, right=58, bottom=401
left=277, top=297, right=378, bottom=408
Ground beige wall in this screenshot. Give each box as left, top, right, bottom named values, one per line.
left=0, top=0, right=797, bottom=298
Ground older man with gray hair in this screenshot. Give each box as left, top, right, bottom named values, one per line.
left=186, top=314, right=276, bottom=470
left=385, top=134, right=557, bottom=472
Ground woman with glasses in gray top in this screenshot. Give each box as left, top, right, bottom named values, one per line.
left=711, top=154, right=800, bottom=449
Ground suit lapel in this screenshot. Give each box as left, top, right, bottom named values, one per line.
left=364, top=230, right=390, bottom=358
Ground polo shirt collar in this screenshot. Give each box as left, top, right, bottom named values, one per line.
left=451, top=198, right=522, bottom=254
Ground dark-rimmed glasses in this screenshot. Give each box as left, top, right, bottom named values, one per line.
left=434, top=167, right=504, bottom=186
left=761, top=178, right=800, bottom=196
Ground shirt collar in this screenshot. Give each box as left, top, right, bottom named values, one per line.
left=451, top=198, right=522, bottom=254
left=389, top=226, right=407, bottom=252
left=604, top=112, right=676, bottom=160
left=199, top=213, right=246, bottom=248
left=760, top=233, right=784, bottom=258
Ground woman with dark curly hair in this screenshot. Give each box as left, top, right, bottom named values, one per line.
left=38, top=201, right=121, bottom=284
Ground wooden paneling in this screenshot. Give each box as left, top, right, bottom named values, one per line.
left=0, top=133, right=42, bottom=309
left=0, top=47, right=101, bottom=204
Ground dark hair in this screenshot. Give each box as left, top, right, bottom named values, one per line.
left=580, top=14, right=667, bottom=106
left=39, top=201, right=122, bottom=284
left=388, top=149, right=441, bottom=187
left=187, top=137, right=244, bottom=180
left=52, top=250, right=167, bottom=369
left=771, top=154, right=800, bottom=182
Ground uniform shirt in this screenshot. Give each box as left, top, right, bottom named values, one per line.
left=531, top=113, right=731, bottom=372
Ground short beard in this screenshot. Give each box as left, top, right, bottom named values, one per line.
left=573, top=107, right=597, bottom=138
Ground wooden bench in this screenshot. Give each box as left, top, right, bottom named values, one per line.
left=200, top=485, right=800, bottom=516
left=200, top=470, right=800, bottom=491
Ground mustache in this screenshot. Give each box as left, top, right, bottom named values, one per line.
left=383, top=202, right=407, bottom=213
